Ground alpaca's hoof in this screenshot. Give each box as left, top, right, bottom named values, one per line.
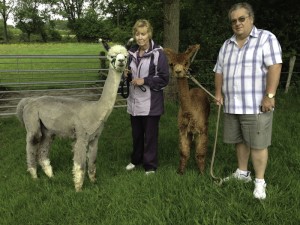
left=73, top=163, right=84, bottom=191
left=88, top=169, right=96, bottom=183
left=46, top=173, right=54, bottom=178
left=89, top=177, right=97, bottom=183
left=44, top=167, right=53, bottom=178
left=27, top=167, right=38, bottom=179
left=75, top=186, right=82, bottom=192
left=197, top=166, right=205, bottom=175
left=40, top=159, right=53, bottom=178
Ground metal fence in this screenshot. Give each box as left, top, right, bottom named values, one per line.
left=0, top=54, right=127, bottom=117
left=0, top=54, right=299, bottom=117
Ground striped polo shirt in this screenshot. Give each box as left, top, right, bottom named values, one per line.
left=213, top=26, right=282, bottom=114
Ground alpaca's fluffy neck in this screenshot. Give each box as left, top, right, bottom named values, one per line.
left=97, top=66, right=122, bottom=108
left=177, top=78, right=191, bottom=112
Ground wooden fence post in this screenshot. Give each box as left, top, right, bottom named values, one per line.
left=285, top=55, right=296, bottom=94
left=98, top=51, right=107, bottom=79
left=99, top=51, right=106, bottom=69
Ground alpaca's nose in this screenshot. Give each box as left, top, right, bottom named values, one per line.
left=118, top=59, right=125, bottom=63
left=175, top=69, right=182, bottom=74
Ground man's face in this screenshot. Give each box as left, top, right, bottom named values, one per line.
left=230, top=8, right=253, bottom=39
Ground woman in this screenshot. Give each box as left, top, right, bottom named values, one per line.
left=125, top=19, right=169, bottom=174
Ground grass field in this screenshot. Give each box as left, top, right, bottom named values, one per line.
left=1, top=43, right=299, bottom=224
left=0, top=43, right=106, bottom=90
left=0, top=43, right=104, bottom=55
left=0, top=86, right=299, bottom=224
left=0, top=43, right=106, bottom=83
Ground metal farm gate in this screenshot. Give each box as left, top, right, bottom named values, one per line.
left=0, top=54, right=127, bottom=117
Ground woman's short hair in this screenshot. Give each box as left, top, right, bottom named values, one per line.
left=132, top=19, right=153, bottom=39
left=228, top=2, right=255, bottom=22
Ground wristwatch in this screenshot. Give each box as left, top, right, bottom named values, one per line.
left=265, top=93, right=275, bottom=99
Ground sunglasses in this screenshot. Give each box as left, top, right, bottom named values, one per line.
left=231, top=16, right=250, bottom=25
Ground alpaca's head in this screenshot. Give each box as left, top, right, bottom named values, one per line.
left=107, top=45, right=128, bottom=73
left=164, top=44, right=200, bottom=78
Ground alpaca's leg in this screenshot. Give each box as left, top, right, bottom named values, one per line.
left=72, top=138, right=88, bottom=192
left=23, top=110, right=42, bottom=179
left=195, top=131, right=208, bottom=174
left=178, top=133, right=192, bottom=175
left=38, top=130, right=54, bottom=178
left=87, top=136, right=100, bottom=183
left=26, top=132, right=40, bottom=179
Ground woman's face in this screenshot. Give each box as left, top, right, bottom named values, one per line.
left=135, top=26, right=150, bottom=49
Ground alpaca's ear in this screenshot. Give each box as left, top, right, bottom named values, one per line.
left=125, top=38, right=134, bottom=50
left=163, top=48, right=176, bottom=65
left=99, top=38, right=110, bottom=51
left=185, top=44, right=200, bottom=59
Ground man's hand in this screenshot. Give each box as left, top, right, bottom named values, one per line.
left=260, top=97, right=275, bottom=112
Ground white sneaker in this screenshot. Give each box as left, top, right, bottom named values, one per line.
left=145, top=171, right=155, bottom=175
left=253, top=182, right=267, bottom=200
left=222, top=169, right=252, bottom=183
left=125, top=163, right=135, bottom=171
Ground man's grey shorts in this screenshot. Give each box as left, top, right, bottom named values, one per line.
left=223, top=112, right=273, bottom=149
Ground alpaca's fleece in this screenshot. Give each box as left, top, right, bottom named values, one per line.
left=16, top=44, right=128, bottom=191
left=164, top=44, right=210, bottom=174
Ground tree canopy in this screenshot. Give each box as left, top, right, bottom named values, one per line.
left=0, top=0, right=299, bottom=59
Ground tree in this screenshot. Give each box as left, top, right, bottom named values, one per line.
left=163, top=0, right=180, bottom=101
left=248, top=0, right=300, bottom=58
left=99, top=0, right=164, bottom=43
left=49, top=0, right=85, bottom=41
left=75, top=8, right=108, bottom=42
left=0, top=0, right=15, bottom=42
left=14, top=0, right=47, bottom=42
left=163, top=0, right=179, bottom=51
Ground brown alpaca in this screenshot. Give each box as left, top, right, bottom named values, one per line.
left=164, top=45, right=210, bottom=174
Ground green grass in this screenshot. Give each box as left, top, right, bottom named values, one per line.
left=0, top=88, right=299, bottom=225
left=0, top=43, right=104, bottom=55
left=0, top=43, right=108, bottom=86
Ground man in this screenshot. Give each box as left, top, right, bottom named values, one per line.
left=214, top=2, right=282, bottom=199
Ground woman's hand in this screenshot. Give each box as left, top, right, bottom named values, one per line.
left=131, top=78, right=144, bottom=86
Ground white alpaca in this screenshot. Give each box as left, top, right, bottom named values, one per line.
left=16, top=44, right=128, bottom=191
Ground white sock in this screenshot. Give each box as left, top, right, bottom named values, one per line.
left=255, top=178, right=265, bottom=184
left=237, top=168, right=249, bottom=176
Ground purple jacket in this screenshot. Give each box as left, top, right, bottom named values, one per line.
left=127, top=40, right=169, bottom=116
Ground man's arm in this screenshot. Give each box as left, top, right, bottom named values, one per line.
left=214, top=72, right=223, bottom=105
left=261, top=63, right=282, bottom=112
left=266, top=63, right=282, bottom=95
